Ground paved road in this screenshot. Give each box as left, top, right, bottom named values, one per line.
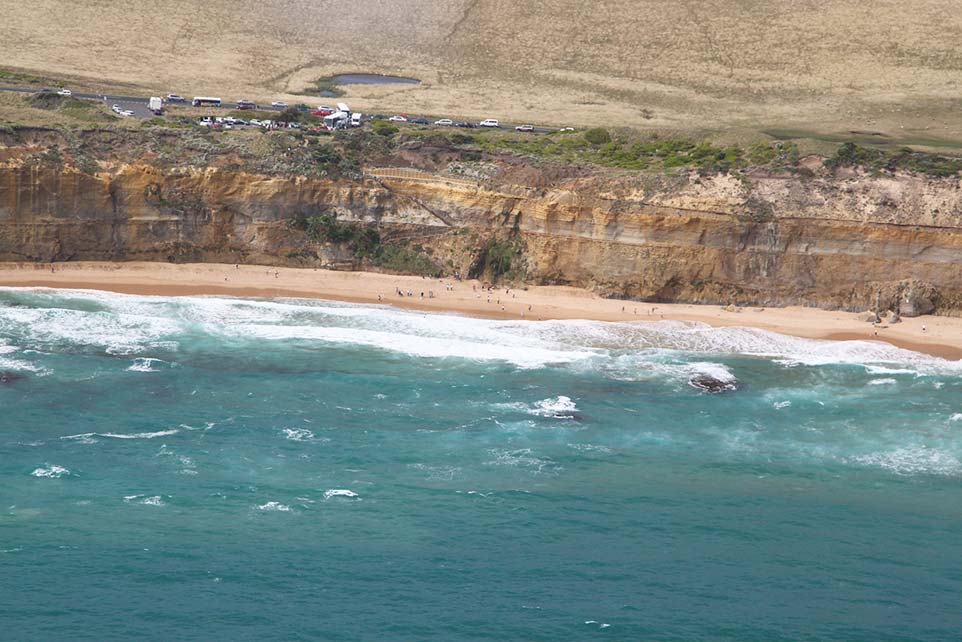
left=0, top=85, right=559, bottom=132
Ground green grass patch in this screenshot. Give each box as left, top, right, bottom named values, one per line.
left=295, top=77, right=345, bottom=99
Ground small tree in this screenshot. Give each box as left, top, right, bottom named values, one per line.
left=277, top=106, right=300, bottom=123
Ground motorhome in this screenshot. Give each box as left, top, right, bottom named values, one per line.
left=192, top=97, right=222, bottom=107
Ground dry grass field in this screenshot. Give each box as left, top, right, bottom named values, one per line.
left=3, top=0, right=962, bottom=141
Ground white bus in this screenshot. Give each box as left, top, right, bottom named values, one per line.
left=192, top=96, right=222, bottom=107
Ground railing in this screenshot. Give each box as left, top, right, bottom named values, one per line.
left=366, top=167, right=479, bottom=187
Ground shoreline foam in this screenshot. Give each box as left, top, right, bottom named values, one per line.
left=2, top=261, right=961, bottom=361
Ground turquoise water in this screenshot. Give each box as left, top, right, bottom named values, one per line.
left=2, top=288, right=961, bottom=641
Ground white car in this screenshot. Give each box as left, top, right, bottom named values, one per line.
left=515, top=124, right=534, bottom=132
left=479, top=118, right=500, bottom=128
left=271, top=101, right=288, bottom=108
left=120, top=109, right=134, bottom=117
left=111, top=104, right=122, bottom=113
left=389, top=115, right=408, bottom=122
left=558, top=127, right=575, bottom=132
left=249, top=119, right=262, bottom=126
left=57, top=88, right=72, bottom=96
left=434, top=118, right=454, bottom=126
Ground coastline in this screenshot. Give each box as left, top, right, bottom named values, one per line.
left=2, top=261, right=961, bottom=361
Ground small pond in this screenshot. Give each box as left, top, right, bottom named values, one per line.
left=331, top=73, right=421, bottom=85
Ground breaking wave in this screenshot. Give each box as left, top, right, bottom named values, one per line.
left=3, top=288, right=960, bottom=373
left=31, top=464, right=69, bottom=478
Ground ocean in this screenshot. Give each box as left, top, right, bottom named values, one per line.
left=1, top=287, right=961, bottom=641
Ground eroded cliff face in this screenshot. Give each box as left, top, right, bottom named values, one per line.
left=3, top=146, right=962, bottom=314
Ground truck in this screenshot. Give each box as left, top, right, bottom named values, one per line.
left=149, top=96, right=163, bottom=115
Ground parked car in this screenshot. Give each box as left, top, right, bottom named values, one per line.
left=236, top=99, right=256, bottom=110
left=434, top=118, right=454, bottom=126
left=271, top=101, right=288, bottom=108
left=479, top=118, right=500, bottom=128
left=120, top=109, right=134, bottom=117
left=370, top=114, right=387, bottom=120
left=57, top=88, right=72, bottom=96
left=249, top=119, right=262, bottom=126
left=558, top=127, right=575, bottom=132
left=389, top=115, right=409, bottom=122
left=111, top=104, right=122, bottom=113
left=410, top=117, right=429, bottom=125
left=455, top=121, right=476, bottom=129
left=515, top=124, right=534, bottom=132
left=166, top=94, right=186, bottom=103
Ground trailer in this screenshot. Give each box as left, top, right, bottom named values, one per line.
left=148, top=96, right=163, bottom=115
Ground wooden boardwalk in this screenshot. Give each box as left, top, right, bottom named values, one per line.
left=366, top=167, right=478, bottom=188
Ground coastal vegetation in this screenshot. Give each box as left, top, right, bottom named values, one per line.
left=289, top=213, right=440, bottom=276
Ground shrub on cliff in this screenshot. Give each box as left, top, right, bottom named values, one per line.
left=584, top=128, right=611, bottom=145
left=471, top=237, right=525, bottom=282
left=371, top=120, right=399, bottom=137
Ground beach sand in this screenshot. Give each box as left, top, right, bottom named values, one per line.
left=2, top=261, right=961, bottom=360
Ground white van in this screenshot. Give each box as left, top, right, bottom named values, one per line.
left=351, top=113, right=363, bottom=127
left=479, top=118, right=500, bottom=128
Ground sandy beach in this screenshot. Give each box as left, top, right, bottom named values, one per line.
left=2, top=260, right=961, bottom=360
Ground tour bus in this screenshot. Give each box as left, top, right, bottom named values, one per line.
left=192, top=96, right=222, bottom=107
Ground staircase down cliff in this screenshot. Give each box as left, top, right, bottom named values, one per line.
left=3, top=132, right=962, bottom=315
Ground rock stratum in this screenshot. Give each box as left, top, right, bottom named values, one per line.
left=2, top=129, right=962, bottom=315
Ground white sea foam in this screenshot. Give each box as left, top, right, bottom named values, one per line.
left=530, top=396, right=579, bottom=418
left=4, top=288, right=962, bottom=374
left=950, top=413, right=962, bottom=422
left=686, top=362, right=737, bottom=383
left=568, top=443, right=613, bottom=454
left=486, top=448, right=560, bottom=474
left=283, top=428, right=316, bottom=442
left=123, top=494, right=167, bottom=506
left=323, top=489, right=358, bottom=500
left=0, top=341, right=47, bottom=374
left=257, top=501, right=292, bottom=512
left=31, top=464, right=69, bottom=478
left=868, top=378, right=897, bottom=386
left=408, top=463, right=461, bottom=481
left=63, top=429, right=179, bottom=441
left=127, top=358, right=167, bottom=372
left=848, top=447, right=962, bottom=477
left=773, top=401, right=792, bottom=410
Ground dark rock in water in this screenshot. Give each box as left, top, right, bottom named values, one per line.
left=0, top=371, right=25, bottom=385
left=688, top=374, right=738, bottom=394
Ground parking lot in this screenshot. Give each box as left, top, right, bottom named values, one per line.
left=0, top=85, right=563, bottom=133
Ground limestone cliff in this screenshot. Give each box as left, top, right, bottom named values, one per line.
left=2, top=133, right=962, bottom=315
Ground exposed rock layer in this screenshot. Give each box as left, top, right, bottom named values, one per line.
left=2, top=154, right=962, bottom=314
